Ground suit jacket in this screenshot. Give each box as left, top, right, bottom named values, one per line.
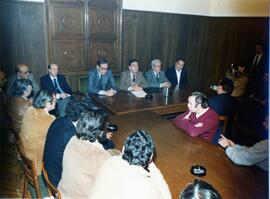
left=20, top=106, right=55, bottom=175
left=144, top=70, right=169, bottom=88
left=208, top=93, right=237, bottom=118
left=165, top=66, right=187, bottom=88
left=88, top=68, right=118, bottom=94
left=5, top=73, right=39, bottom=98
left=249, top=53, right=268, bottom=75
left=43, top=117, right=76, bottom=187
left=58, top=136, right=111, bottom=198
left=40, top=74, right=72, bottom=94
left=120, top=70, right=148, bottom=91
left=91, top=156, right=171, bottom=199
left=6, top=96, right=32, bottom=133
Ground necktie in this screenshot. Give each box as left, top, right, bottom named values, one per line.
left=132, top=74, right=136, bottom=83
left=156, top=73, right=159, bottom=83
left=251, top=55, right=258, bottom=72
left=53, top=78, right=61, bottom=93
left=99, top=75, right=104, bottom=90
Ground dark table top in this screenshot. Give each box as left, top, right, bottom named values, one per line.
left=91, top=88, right=192, bottom=115
left=109, top=111, right=268, bottom=199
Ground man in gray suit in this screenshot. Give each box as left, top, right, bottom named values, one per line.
left=144, top=59, right=171, bottom=89
left=5, top=64, right=39, bottom=98
left=88, top=58, right=118, bottom=96
left=120, top=59, right=148, bottom=91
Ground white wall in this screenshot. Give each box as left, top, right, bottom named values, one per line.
left=123, top=0, right=269, bottom=16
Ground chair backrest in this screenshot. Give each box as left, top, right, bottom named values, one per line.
left=42, top=162, right=62, bottom=199
left=212, top=115, right=228, bottom=144
left=19, top=148, right=42, bottom=198
left=218, top=115, right=228, bottom=135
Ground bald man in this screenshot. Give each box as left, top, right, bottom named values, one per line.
left=5, top=64, right=39, bottom=97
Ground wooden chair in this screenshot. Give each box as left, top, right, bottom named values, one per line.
left=42, top=162, right=62, bottom=199
left=218, top=115, right=228, bottom=136
left=212, top=115, right=228, bottom=144
left=14, top=135, right=24, bottom=192
left=19, top=148, right=42, bottom=198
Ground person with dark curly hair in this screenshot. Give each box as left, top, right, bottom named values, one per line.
left=91, top=130, right=171, bottom=199
left=43, top=97, right=93, bottom=188
left=179, top=179, right=221, bottom=199
left=58, top=110, right=116, bottom=198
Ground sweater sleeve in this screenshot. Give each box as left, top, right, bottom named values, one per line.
left=225, top=140, right=269, bottom=166
left=174, top=112, right=217, bottom=137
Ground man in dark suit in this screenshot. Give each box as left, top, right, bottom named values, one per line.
left=40, top=63, right=72, bottom=116
left=208, top=77, right=237, bottom=118
left=144, top=59, right=171, bottom=89
left=249, top=44, right=267, bottom=75
left=165, top=58, right=188, bottom=90
left=88, top=58, right=118, bottom=96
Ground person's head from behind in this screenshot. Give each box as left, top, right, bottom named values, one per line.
left=76, top=110, right=106, bottom=142
left=179, top=179, right=221, bottom=199
left=96, top=58, right=109, bottom=76
left=33, top=90, right=56, bottom=112
left=217, top=77, right=234, bottom=95
left=11, top=79, right=33, bottom=98
left=187, top=92, right=208, bottom=114
left=64, top=97, right=93, bottom=122
left=48, top=63, right=59, bottom=77
left=16, top=64, right=30, bottom=79
left=128, top=59, right=139, bottom=74
left=175, top=58, right=185, bottom=71
left=122, top=130, right=155, bottom=170
left=237, top=64, right=246, bottom=73
left=151, top=59, right=162, bottom=74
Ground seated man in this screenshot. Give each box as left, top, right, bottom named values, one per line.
left=144, top=59, right=171, bottom=89
left=43, top=98, right=92, bottom=188
left=165, top=58, right=187, bottom=90
left=5, top=64, right=39, bottom=98
left=40, top=63, right=72, bottom=116
left=218, top=116, right=268, bottom=172
left=208, top=77, right=237, bottom=119
left=91, top=130, right=171, bottom=199
left=88, top=58, right=118, bottom=96
left=173, top=92, right=218, bottom=141
left=120, top=59, right=148, bottom=91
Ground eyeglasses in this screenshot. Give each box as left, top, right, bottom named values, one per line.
left=99, top=67, right=108, bottom=71
left=20, top=70, right=30, bottom=74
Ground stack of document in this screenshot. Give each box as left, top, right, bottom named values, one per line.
left=131, top=90, right=147, bottom=98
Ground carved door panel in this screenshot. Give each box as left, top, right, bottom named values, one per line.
left=46, top=0, right=122, bottom=76
left=88, top=0, right=121, bottom=73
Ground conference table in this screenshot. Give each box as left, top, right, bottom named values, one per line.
left=90, top=88, right=192, bottom=115
left=109, top=111, right=268, bottom=199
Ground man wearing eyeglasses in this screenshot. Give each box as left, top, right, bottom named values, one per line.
left=5, top=64, right=39, bottom=98
left=88, top=58, right=118, bottom=96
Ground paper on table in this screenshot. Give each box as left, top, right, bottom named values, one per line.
left=131, top=90, right=147, bottom=98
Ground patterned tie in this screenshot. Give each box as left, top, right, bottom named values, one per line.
left=53, top=78, right=61, bottom=93
left=156, top=73, right=159, bottom=83
left=132, top=74, right=136, bottom=83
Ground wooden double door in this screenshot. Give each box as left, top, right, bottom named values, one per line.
left=46, top=0, right=122, bottom=78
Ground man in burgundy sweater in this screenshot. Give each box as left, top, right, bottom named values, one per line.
left=173, top=92, right=219, bottom=142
